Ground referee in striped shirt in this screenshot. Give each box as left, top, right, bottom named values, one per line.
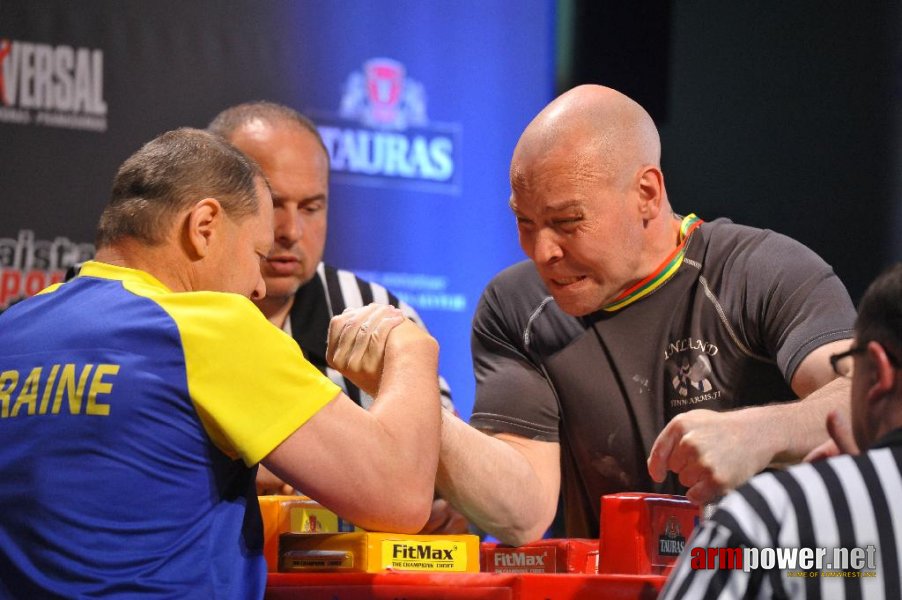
left=207, top=101, right=466, bottom=534
left=661, top=262, right=902, bottom=599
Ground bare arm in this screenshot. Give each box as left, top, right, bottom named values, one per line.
left=256, top=463, right=295, bottom=496
left=435, top=411, right=560, bottom=546
left=648, top=339, right=851, bottom=504
left=262, top=305, right=441, bottom=533
left=418, top=498, right=470, bottom=535
left=772, top=339, right=853, bottom=462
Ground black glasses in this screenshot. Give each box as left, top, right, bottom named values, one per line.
left=829, top=346, right=866, bottom=378
left=830, top=344, right=901, bottom=377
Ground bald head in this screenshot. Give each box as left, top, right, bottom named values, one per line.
left=508, top=86, right=675, bottom=316
left=208, top=102, right=331, bottom=317
left=208, top=101, right=329, bottom=164
left=512, top=85, right=661, bottom=189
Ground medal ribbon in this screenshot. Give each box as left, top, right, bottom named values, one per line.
left=601, top=213, right=703, bottom=312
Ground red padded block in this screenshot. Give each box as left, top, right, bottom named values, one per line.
left=598, top=492, right=699, bottom=576
left=481, top=539, right=599, bottom=574
left=517, top=573, right=665, bottom=600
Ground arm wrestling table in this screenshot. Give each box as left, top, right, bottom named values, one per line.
left=262, top=492, right=696, bottom=599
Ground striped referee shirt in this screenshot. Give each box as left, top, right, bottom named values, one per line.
left=285, top=262, right=455, bottom=413
left=660, top=428, right=902, bottom=599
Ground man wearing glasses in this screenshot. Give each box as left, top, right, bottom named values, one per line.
left=661, top=263, right=902, bottom=599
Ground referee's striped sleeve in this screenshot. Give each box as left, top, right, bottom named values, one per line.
left=868, top=450, right=902, bottom=599
left=661, top=478, right=783, bottom=599
left=662, top=446, right=902, bottom=599
left=659, top=516, right=756, bottom=599
left=319, top=264, right=456, bottom=413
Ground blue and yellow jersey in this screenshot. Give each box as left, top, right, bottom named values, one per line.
left=0, top=261, right=339, bottom=598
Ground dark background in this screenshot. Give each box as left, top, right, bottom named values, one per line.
left=559, top=0, right=901, bottom=302
left=6, top=0, right=898, bottom=301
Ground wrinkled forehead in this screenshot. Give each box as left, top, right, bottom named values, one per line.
left=510, top=145, right=607, bottom=199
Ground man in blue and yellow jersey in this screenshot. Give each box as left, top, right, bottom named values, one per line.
left=0, top=128, right=441, bottom=598
left=434, top=85, right=856, bottom=545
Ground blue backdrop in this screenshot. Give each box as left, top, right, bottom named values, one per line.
left=281, top=2, right=557, bottom=418
left=0, top=0, right=556, bottom=420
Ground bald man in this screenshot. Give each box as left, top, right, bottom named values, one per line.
left=207, top=101, right=466, bottom=534
left=435, top=85, right=856, bottom=545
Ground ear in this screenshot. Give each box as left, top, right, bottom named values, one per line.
left=636, top=166, right=665, bottom=221
left=863, top=341, right=897, bottom=407
left=184, top=198, right=223, bottom=259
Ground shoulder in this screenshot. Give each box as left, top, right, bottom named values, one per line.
left=700, top=218, right=831, bottom=272
left=695, top=468, right=804, bottom=557
left=160, top=289, right=262, bottom=320
left=322, top=263, right=363, bottom=286
left=156, top=290, right=285, bottom=346
left=320, top=263, right=441, bottom=327
left=719, top=453, right=872, bottom=541
left=696, top=218, right=851, bottom=321
left=478, top=260, right=548, bottom=315
left=475, top=260, right=549, bottom=332
left=798, top=447, right=901, bottom=487
left=475, top=260, right=584, bottom=357
left=716, top=458, right=843, bottom=540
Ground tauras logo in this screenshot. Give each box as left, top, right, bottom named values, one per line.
left=658, top=517, right=686, bottom=557
left=319, top=127, right=453, bottom=182
left=0, top=38, right=107, bottom=132
left=659, top=537, right=685, bottom=556
left=314, top=57, right=461, bottom=194
left=494, top=552, right=546, bottom=567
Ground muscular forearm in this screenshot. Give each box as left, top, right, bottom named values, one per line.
left=361, top=337, right=441, bottom=530
left=648, top=376, right=852, bottom=504
left=435, top=412, right=558, bottom=546
left=270, top=308, right=441, bottom=533
left=765, top=376, right=851, bottom=465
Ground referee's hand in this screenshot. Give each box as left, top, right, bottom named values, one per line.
left=802, top=408, right=860, bottom=462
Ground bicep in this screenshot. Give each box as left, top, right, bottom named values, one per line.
left=261, top=392, right=367, bottom=507
left=731, top=232, right=855, bottom=380
left=264, top=389, right=439, bottom=532
left=470, top=327, right=560, bottom=441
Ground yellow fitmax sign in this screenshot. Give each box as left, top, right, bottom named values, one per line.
left=278, top=532, right=480, bottom=573
left=383, top=540, right=467, bottom=571
left=0, top=363, right=119, bottom=418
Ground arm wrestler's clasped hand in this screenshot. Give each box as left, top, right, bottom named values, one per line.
left=326, top=304, right=406, bottom=397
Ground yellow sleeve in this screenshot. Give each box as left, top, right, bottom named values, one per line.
left=159, top=291, right=341, bottom=465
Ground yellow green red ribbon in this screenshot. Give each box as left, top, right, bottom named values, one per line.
left=601, top=213, right=703, bottom=312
